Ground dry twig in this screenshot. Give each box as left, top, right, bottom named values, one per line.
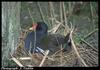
left=39, top=50, right=49, bottom=67
left=84, top=28, right=98, bottom=39
left=28, top=8, right=34, bottom=22
left=10, top=54, right=24, bottom=67
left=90, top=2, right=95, bottom=29
left=62, top=2, right=69, bottom=29
left=80, top=38, right=98, bottom=52
left=48, top=19, right=64, bottom=33
left=17, top=57, right=31, bottom=60
left=70, top=28, right=88, bottom=67
left=49, top=2, right=54, bottom=26
left=37, top=2, right=45, bottom=22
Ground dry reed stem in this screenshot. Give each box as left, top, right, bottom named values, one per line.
left=37, top=2, right=45, bottom=22
left=84, top=28, right=98, bottom=39
left=60, top=2, right=63, bottom=23
left=60, top=2, right=63, bottom=66
left=52, top=22, right=62, bottom=33
left=48, top=17, right=67, bottom=34
left=51, top=47, right=65, bottom=57
left=10, top=54, right=24, bottom=67
left=84, top=53, right=97, bottom=64
left=49, top=2, right=54, bottom=26
left=77, top=44, right=98, bottom=64
left=49, top=2, right=55, bottom=19
left=60, top=2, right=66, bottom=35
left=28, top=8, right=34, bottom=22
left=80, top=38, right=98, bottom=52
left=60, top=2, right=70, bottom=35
left=48, top=20, right=63, bottom=33
left=70, top=28, right=88, bottom=67
left=17, top=57, right=31, bottom=60
left=83, top=54, right=97, bottom=66
left=48, top=19, right=64, bottom=33
left=28, top=6, right=37, bottom=53
left=68, top=2, right=71, bottom=13
left=90, top=2, right=95, bottom=29
left=41, top=51, right=54, bottom=61
left=62, top=2, right=69, bottom=29
left=26, top=65, right=33, bottom=67
left=67, top=2, right=74, bottom=20
left=39, top=50, right=49, bottom=67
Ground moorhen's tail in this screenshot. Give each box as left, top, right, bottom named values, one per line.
left=63, top=33, right=72, bottom=52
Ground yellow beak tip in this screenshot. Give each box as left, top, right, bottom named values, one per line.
left=29, top=27, right=33, bottom=30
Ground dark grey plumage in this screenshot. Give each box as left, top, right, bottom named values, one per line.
left=24, top=22, right=72, bottom=55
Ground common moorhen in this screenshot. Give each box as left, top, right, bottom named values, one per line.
left=24, top=22, right=71, bottom=55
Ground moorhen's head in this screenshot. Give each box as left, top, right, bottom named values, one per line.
left=29, top=22, right=48, bottom=33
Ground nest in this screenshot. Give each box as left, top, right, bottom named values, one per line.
left=11, top=27, right=98, bottom=67
left=11, top=2, right=98, bottom=67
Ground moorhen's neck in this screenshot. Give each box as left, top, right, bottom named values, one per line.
left=36, top=22, right=48, bottom=34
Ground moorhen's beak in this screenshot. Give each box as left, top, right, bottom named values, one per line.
left=29, top=23, right=38, bottom=31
